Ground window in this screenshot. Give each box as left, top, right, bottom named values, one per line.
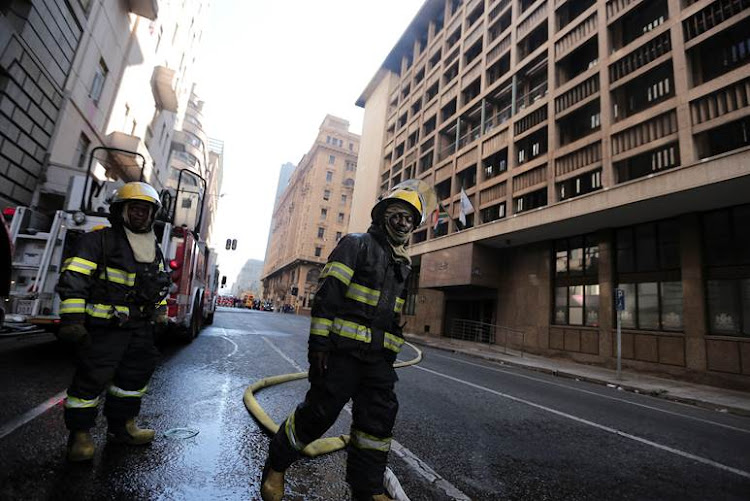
left=74, top=133, right=91, bottom=168
left=314, top=246, right=322, bottom=257
left=326, top=171, right=333, bottom=182
left=320, top=208, right=327, bottom=220
left=340, top=194, right=347, bottom=205
left=346, top=161, right=356, bottom=172
left=323, top=189, right=330, bottom=201
left=554, top=235, right=600, bottom=327
left=349, top=142, right=354, bottom=151
left=337, top=212, right=345, bottom=223
left=328, top=155, right=336, bottom=165
left=317, top=227, right=325, bottom=238
left=703, top=205, right=750, bottom=337
left=480, top=202, right=505, bottom=223
left=90, top=58, right=108, bottom=105
left=616, top=219, right=683, bottom=331
left=181, top=198, right=192, bottom=208
left=336, top=231, right=342, bottom=241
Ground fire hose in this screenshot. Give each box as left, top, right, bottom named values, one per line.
left=243, top=342, right=423, bottom=500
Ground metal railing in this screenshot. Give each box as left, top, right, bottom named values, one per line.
left=450, top=318, right=526, bottom=356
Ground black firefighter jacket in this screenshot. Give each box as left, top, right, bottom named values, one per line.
left=56, top=225, right=167, bottom=328
left=309, top=226, right=411, bottom=361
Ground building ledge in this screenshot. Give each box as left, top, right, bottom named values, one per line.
left=152, top=66, right=178, bottom=112
left=127, top=0, right=158, bottom=20
left=105, top=132, right=153, bottom=183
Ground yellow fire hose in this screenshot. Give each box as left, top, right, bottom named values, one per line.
left=243, top=342, right=423, bottom=457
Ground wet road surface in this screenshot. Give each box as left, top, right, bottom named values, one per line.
left=1, top=308, right=750, bottom=500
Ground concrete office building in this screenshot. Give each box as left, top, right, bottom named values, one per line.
left=354, top=0, right=750, bottom=387
left=262, top=115, right=360, bottom=313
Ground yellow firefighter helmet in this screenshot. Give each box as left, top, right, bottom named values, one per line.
left=371, top=188, right=423, bottom=226
left=111, top=182, right=162, bottom=210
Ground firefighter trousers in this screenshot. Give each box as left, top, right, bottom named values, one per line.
left=64, top=323, right=159, bottom=431
left=267, top=350, right=398, bottom=497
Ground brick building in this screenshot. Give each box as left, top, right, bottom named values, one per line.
left=262, top=115, right=360, bottom=314
left=353, top=0, right=750, bottom=387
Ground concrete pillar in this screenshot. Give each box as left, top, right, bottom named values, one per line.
left=680, top=213, right=707, bottom=371
left=598, top=229, right=615, bottom=362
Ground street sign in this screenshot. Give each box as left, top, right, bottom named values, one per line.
left=615, top=288, right=625, bottom=311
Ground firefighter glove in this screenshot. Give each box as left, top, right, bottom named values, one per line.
left=57, top=323, right=89, bottom=345
left=308, top=350, right=329, bottom=379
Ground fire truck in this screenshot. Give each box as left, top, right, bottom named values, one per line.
left=1, top=147, right=175, bottom=334
left=162, top=168, right=219, bottom=342
left=0, top=148, right=218, bottom=342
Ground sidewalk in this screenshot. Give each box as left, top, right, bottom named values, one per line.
left=404, top=333, right=750, bottom=417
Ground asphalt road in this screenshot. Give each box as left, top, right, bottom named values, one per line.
left=1, top=308, right=749, bottom=500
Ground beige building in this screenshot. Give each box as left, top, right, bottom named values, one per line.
left=262, top=115, right=360, bottom=313
left=2, top=0, right=209, bottom=213
left=355, top=0, right=750, bottom=387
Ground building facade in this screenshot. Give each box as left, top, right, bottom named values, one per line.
left=1, top=0, right=85, bottom=209
left=1, top=0, right=210, bottom=215
left=355, top=0, right=750, bottom=387
left=262, top=115, right=360, bottom=313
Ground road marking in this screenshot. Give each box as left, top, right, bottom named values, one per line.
left=430, top=351, right=750, bottom=434
left=262, top=337, right=471, bottom=500
left=219, top=328, right=238, bottom=357
left=416, top=365, right=750, bottom=480
left=0, top=390, right=66, bottom=440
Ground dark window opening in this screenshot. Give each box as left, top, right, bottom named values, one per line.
left=462, top=78, right=481, bottom=106
left=464, top=40, right=483, bottom=67
left=444, top=61, right=459, bottom=85
left=556, top=37, right=598, bottom=86
left=423, top=115, right=437, bottom=136
left=688, top=17, right=750, bottom=86
left=612, top=62, right=674, bottom=122
left=456, top=164, right=477, bottom=191
left=695, top=116, right=750, bottom=160
left=483, top=149, right=508, bottom=180
left=609, top=0, right=668, bottom=51
left=557, top=100, right=600, bottom=146
left=558, top=169, right=602, bottom=201
left=480, top=202, right=506, bottom=223
left=515, top=127, right=547, bottom=164
left=466, top=2, right=484, bottom=27
left=487, top=53, right=511, bottom=87
left=441, top=98, right=457, bottom=121
left=514, top=188, right=547, bottom=213
left=435, top=178, right=451, bottom=201
left=556, top=0, right=595, bottom=31
left=615, top=142, right=680, bottom=183
left=518, top=23, right=548, bottom=61
left=489, top=8, right=512, bottom=42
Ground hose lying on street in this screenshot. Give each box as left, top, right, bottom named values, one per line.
left=243, top=342, right=423, bottom=498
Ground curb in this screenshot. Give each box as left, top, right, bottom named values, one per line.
left=404, top=336, right=750, bottom=418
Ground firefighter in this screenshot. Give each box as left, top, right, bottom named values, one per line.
left=260, top=187, right=423, bottom=501
left=55, top=182, right=171, bottom=462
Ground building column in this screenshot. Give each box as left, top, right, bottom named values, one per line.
left=680, top=213, right=707, bottom=371
left=598, top=229, right=615, bottom=362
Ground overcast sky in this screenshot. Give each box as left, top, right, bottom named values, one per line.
left=196, top=0, right=425, bottom=288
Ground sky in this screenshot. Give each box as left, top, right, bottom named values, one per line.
left=195, top=0, right=426, bottom=288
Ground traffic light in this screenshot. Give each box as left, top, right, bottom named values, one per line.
left=225, top=238, right=231, bottom=250
left=225, top=238, right=238, bottom=250
left=231, top=239, right=237, bottom=250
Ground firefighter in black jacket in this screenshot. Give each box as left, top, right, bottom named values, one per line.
left=56, top=182, right=170, bottom=462
left=261, top=187, right=424, bottom=501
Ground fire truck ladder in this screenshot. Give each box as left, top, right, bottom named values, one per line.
left=8, top=208, right=68, bottom=319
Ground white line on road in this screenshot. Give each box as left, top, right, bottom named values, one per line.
left=416, top=365, right=750, bottom=480
left=0, top=390, right=66, bottom=440
left=219, top=328, right=238, bottom=357
left=262, top=337, right=471, bottom=500
left=430, top=351, right=750, bottom=434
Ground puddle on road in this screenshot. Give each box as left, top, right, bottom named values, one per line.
left=164, top=427, right=200, bottom=440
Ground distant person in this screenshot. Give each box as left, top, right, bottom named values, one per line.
left=260, top=186, right=423, bottom=501
left=55, top=182, right=171, bottom=461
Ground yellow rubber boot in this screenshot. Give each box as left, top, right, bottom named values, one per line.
left=108, top=418, right=155, bottom=445
left=67, top=431, right=95, bottom=462
left=260, top=466, right=285, bottom=501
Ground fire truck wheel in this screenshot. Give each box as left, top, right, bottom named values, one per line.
left=190, top=297, right=203, bottom=340
left=204, top=312, right=214, bottom=325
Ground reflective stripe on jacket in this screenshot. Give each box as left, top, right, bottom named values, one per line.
left=55, top=226, right=166, bottom=326
left=309, top=226, right=410, bottom=356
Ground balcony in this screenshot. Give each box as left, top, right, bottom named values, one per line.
left=127, top=0, right=158, bottom=20
left=151, top=66, right=178, bottom=112
left=106, top=132, right=154, bottom=182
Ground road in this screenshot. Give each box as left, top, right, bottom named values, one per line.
left=1, top=308, right=749, bottom=500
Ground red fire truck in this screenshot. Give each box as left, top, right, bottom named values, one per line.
left=163, top=168, right=219, bottom=342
